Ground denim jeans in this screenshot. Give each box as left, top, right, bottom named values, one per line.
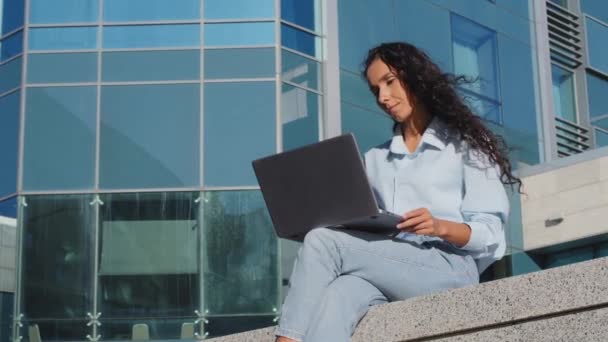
left=275, top=227, right=479, bottom=342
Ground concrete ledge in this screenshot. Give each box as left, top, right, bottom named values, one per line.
left=208, top=257, right=608, bottom=341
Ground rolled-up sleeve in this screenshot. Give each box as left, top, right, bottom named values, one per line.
left=459, top=152, right=510, bottom=263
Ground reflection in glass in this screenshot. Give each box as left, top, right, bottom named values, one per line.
left=23, top=87, right=96, bottom=191
left=102, top=50, right=199, bottom=82
left=596, top=128, right=608, bottom=147
left=451, top=14, right=499, bottom=102
left=0, top=56, right=21, bottom=94
left=203, top=82, right=275, bottom=187
left=204, top=22, right=274, bottom=46
left=103, top=24, right=199, bottom=49
left=282, top=49, right=321, bottom=90
left=281, top=83, right=320, bottom=151
left=20, top=195, right=94, bottom=339
left=0, top=292, right=14, bottom=342
left=1, top=0, right=24, bottom=35
left=204, top=0, right=273, bottom=20
left=0, top=30, right=23, bottom=61
left=551, top=64, right=576, bottom=122
left=98, top=192, right=199, bottom=340
left=281, top=24, right=320, bottom=58
left=204, top=315, right=276, bottom=339
left=281, top=0, right=321, bottom=32
left=201, top=191, right=279, bottom=315
left=0, top=196, right=17, bottom=218
left=29, top=0, right=98, bottom=24
left=586, top=72, right=608, bottom=118
left=104, top=0, right=199, bottom=22
left=586, top=17, right=608, bottom=74
left=27, top=53, right=97, bottom=84
left=581, top=0, right=608, bottom=23
left=100, top=84, right=199, bottom=189
left=29, top=27, right=97, bottom=50
left=204, top=48, right=275, bottom=79
left=0, top=92, right=19, bottom=197
left=593, top=117, right=608, bottom=130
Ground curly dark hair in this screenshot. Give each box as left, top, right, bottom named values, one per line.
left=363, top=41, right=522, bottom=192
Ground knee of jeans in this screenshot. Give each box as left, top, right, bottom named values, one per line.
left=303, top=227, right=334, bottom=248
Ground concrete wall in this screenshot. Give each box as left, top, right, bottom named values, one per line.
left=0, top=216, right=17, bottom=293
left=519, top=147, right=608, bottom=250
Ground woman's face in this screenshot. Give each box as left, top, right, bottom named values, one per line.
left=366, top=58, right=415, bottom=123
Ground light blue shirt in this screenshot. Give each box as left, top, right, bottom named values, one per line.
left=364, top=118, right=509, bottom=273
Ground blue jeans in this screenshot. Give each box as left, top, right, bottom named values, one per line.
left=275, top=227, right=479, bottom=342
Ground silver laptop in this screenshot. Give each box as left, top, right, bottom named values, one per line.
left=251, top=133, right=402, bottom=241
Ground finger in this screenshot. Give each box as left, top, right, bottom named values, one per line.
left=412, top=227, right=434, bottom=235
left=410, top=221, right=432, bottom=232
left=403, top=208, right=426, bottom=219
left=396, top=215, right=427, bottom=229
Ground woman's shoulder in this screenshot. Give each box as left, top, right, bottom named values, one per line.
left=364, top=139, right=392, bottom=158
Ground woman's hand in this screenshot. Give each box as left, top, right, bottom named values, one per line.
left=396, top=208, right=447, bottom=238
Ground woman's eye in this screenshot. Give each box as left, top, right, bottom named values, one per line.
left=387, top=78, right=395, bottom=85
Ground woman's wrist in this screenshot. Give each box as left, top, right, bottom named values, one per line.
left=436, top=219, right=471, bottom=247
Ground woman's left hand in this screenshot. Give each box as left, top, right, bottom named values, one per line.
left=396, top=208, right=446, bottom=237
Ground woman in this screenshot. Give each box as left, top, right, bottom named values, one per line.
left=275, top=42, right=522, bottom=342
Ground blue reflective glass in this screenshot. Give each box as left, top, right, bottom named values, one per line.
left=100, top=84, right=199, bottom=189
left=581, top=0, right=608, bottom=23
left=204, top=0, right=273, bottom=19
left=282, top=24, right=319, bottom=58
left=587, top=72, right=608, bottom=118
left=1, top=0, right=24, bottom=35
left=593, top=117, right=608, bottom=130
left=282, top=83, right=319, bottom=151
left=596, top=128, right=608, bottom=148
left=282, top=49, right=321, bottom=90
left=394, top=0, right=453, bottom=72
left=341, top=102, right=392, bottom=154
left=0, top=197, right=17, bottom=218
left=204, top=48, right=274, bottom=79
left=495, top=0, right=531, bottom=19
left=551, top=64, right=576, bottom=122
left=23, top=87, right=97, bottom=191
left=282, top=0, right=320, bottom=32
left=28, top=53, right=97, bottom=84
left=0, top=92, right=20, bottom=197
left=340, top=70, right=378, bottom=112
left=204, top=22, right=274, bottom=46
left=29, top=27, right=97, bottom=50
left=204, top=82, right=275, bottom=187
left=460, top=90, right=501, bottom=124
left=103, top=24, right=199, bottom=49
left=104, top=0, right=199, bottom=22
left=0, top=30, right=23, bottom=61
left=102, top=50, right=199, bottom=82
left=0, top=57, right=21, bottom=94
left=452, top=14, right=499, bottom=101
left=29, top=0, right=98, bottom=24
left=586, top=17, right=608, bottom=74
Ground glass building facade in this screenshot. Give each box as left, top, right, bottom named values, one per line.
left=0, top=0, right=606, bottom=340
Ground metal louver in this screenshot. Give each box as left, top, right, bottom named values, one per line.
left=546, top=1, right=582, bottom=69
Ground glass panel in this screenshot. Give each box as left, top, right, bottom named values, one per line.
left=551, top=64, right=576, bottom=122
left=586, top=17, right=608, bottom=74
left=0, top=56, right=21, bottom=94
left=102, top=50, right=199, bottom=82
left=596, top=128, right=608, bottom=148
left=29, top=0, right=98, bottom=24
left=97, top=192, right=199, bottom=340
left=0, top=92, right=19, bottom=198
left=204, top=48, right=275, bottom=79
left=544, top=247, right=594, bottom=269
left=202, top=191, right=279, bottom=314
left=0, top=292, right=14, bottom=342
left=0, top=196, right=17, bottom=218
left=204, top=315, right=276, bottom=339
left=23, top=87, right=96, bottom=191
left=20, top=320, right=90, bottom=342
left=99, top=318, right=200, bottom=341
left=581, top=0, right=608, bottom=23
left=341, top=102, right=393, bottom=154
left=29, top=27, right=97, bottom=50
left=451, top=14, right=499, bottom=101
left=281, top=83, right=320, bottom=151
left=103, top=24, right=199, bottom=49
left=204, top=22, right=274, bottom=47
left=27, top=52, right=97, bottom=84
left=460, top=90, right=501, bottom=124
left=1, top=0, right=24, bottom=35
left=282, top=0, right=321, bottom=32
left=203, top=82, right=275, bottom=187
left=281, top=24, right=320, bottom=58
left=20, top=195, right=94, bottom=339
left=100, top=84, right=199, bottom=189
left=282, top=49, right=321, bottom=90
left=204, top=0, right=274, bottom=20
left=0, top=197, right=17, bottom=301
left=340, top=70, right=378, bottom=112
left=587, top=72, right=608, bottom=118
left=104, top=0, right=199, bottom=22
left=593, top=117, right=608, bottom=130
left=0, top=30, right=23, bottom=61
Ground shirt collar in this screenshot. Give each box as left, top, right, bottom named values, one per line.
left=389, top=117, right=448, bottom=155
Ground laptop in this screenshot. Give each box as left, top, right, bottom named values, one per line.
left=251, top=133, right=402, bottom=241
